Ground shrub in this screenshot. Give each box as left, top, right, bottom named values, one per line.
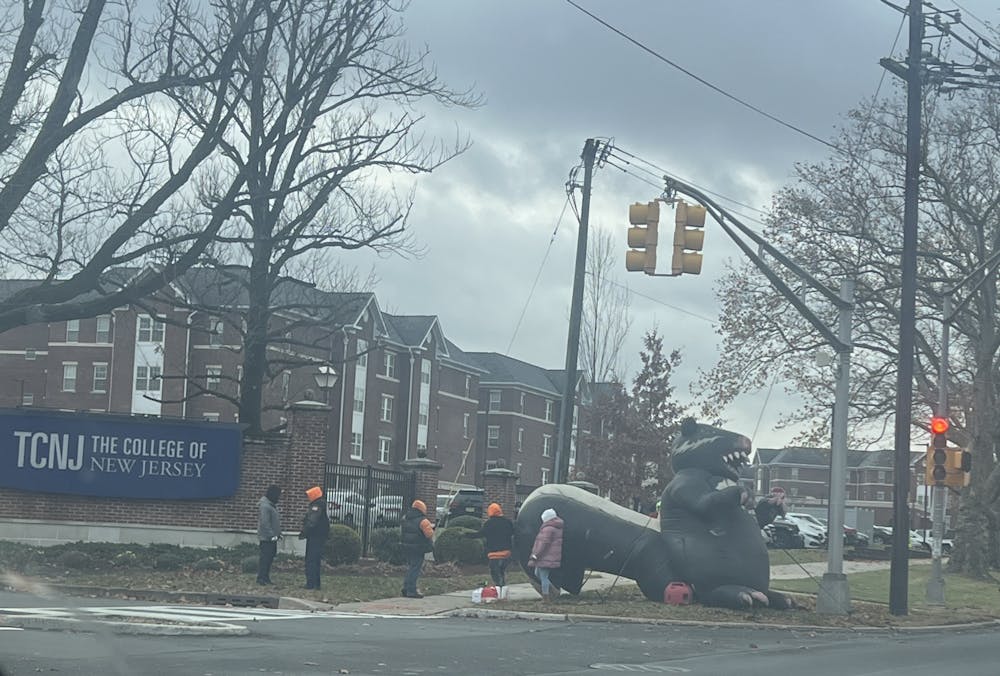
left=325, top=524, right=361, bottom=566
left=446, top=516, right=482, bottom=531
left=56, top=550, right=93, bottom=570
left=193, top=557, right=224, bottom=572
left=153, top=553, right=184, bottom=571
left=433, top=527, right=482, bottom=565
left=241, top=555, right=259, bottom=574
left=370, top=528, right=405, bottom=565
left=112, top=550, right=139, bottom=568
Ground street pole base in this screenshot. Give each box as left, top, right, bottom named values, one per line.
left=816, top=573, right=851, bottom=615
left=925, top=566, right=945, bottom=606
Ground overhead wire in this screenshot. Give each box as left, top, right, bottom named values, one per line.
left=563, top=0, right=841, bottom=152
left=950, top=0, right=993, bottom=34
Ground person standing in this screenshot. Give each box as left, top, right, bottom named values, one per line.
left=400, top=499, right=434, bottom=598
left=257, top=485, right=282, bottom=585
left=528, top=508, right=564, bottom=600
left=298, top=486, right=330, bottom=590
left=468, top=502, right=514, bottom=587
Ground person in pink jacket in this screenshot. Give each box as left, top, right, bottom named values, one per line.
left=528, top=508, right=564, bottom=599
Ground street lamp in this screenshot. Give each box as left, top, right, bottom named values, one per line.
left=313, top=364, right=339, bottom=403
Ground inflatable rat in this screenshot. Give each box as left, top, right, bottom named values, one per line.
left=514, top=418, right=794, bottom=609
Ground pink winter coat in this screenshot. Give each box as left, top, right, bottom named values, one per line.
left=529, top=516, right=564, bottom=568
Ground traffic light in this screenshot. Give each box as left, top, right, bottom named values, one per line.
left=929, top=416, right=949, bottom=483
left=671, top=200, right=707, bottom=276
left=625, top=201, right=660, bottom=275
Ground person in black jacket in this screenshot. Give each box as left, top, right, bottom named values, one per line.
left=468, top=502, right=515, bottom=587
left=400, top=499, right=434, bottom=598
left=298, top=486, right=330, bottom=590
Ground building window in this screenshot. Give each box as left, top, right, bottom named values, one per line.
left=353, top=387, right=365, bottom=413
left=541, top=468, right=550, bottom=485
left=138, top=315, right=164, bottom=343
left=206, top=365, right=222, bottom=389
left=62, top=362, right=77, bottom=392
left=790, top=467, right=799, bottom=479
left=96, top=315, right=111, bottom=343
left=384, top=352, right=396, bottom=378
left=236, top=365, right=243, bottom=398
left=203, top=412, right=220, bottom=422
left=92, top=363, right=108, bottom=393
left=25, top=349, right=36, bottom=360
left=876, top=490, right=886, bottom=501
left=66, top=319, right=80, bottom=343
left=210, top=319, right=224, bottom=346
left=378, top=437, right=391, bottom=464
left=281, top=371, right=290, bottom=401
left=380, top=394, right=393, bottom=422
left=542, top=434, right=552, bottom=457
left=463, top=413, right=470, bottom=439
left=790, top=487, right=799, bottom=496
left=515, top=462, right=522, bottom=476
left=21, top=392, right=33, bottom=406
left=487, top=425, right=500, bottom=448
left=135, top=365, right=162, bottom=391
left=465, top=375, right=471, bottom=398
left=545, top=400, right=554, bottom=422
left=520, top=392, right=525, bottom=414
left=878, top=470, right=887, bottom=483
left=419, top=402, right=429, bottom=426
left=357, top=339, right=368, bottom=367
left=489, top=390, right=501, bottom=412
left=517, top=427, right=524, bottom=452
left=420, top=359, right=431, bottom=385
left=351, top=432, right=363, bottom=459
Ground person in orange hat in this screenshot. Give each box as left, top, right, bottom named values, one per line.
left=400, top=499, right=434, bottom=598
left=298, top=486, right=329, bottom=590
left=467, top=502, right=514, bottom=588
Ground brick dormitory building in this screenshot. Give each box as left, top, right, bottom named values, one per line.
left=0, top=267, right=593, bottom=494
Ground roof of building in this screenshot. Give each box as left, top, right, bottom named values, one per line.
left=443, top=339, right=489, bottom=373
left=757, top=447, right=925, bottom=469
left=383, top=314, right=437, bottom=347
left=466, top=352, right=563, bottom=395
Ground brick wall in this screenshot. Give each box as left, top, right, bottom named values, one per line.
left=0, top=402, right=330, bottom=535
left=401, top=457, right=441, bottom=522
left=482, top=468, right=517, bottom=517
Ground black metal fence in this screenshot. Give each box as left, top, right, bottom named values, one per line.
left=324, top=463, right=416, bottom=556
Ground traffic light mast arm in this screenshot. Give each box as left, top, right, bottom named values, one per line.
left=661, top=177, right=850, bottom=352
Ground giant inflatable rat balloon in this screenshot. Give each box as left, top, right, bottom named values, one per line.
left=514, top=418, right=794, bottom=609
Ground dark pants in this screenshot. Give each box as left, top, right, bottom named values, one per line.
left=488, top=556, right=509, bottom=587
left=404, top=551, right=424, bottom=595
left=304, top=538, right=324, bottom=589
left=257, top=540, right=277, bottom=584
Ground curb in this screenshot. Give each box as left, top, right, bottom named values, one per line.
left=3, top=615, right=249, bottom=636
left=448, top=608, right=1000, bottom=633
left=278, top=596, right=336, bottom=611
left=43, top=584, right=280, bottom=609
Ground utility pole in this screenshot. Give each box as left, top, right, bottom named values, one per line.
left=888, top=0, right=922, bottom=617
left=555, top=138, right=599, bottom=484
left=926, top=295, right=950, bottom=604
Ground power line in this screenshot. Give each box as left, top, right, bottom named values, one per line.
left=950, top=0, right=992, bottom=34
left=591, top=271, right=718, bottom=325
left=563, top=0, right=840, bottom=152
left=505, top=195, right=572, bottom=354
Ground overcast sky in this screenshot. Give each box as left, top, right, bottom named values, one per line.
left=349, top=1, right=997, bottom=451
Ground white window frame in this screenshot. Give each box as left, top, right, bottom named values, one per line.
left=135, top=365, right=162, bottom=392
left=489, top=389, right=501, bottom=412
left=281, top=371, right=290, bottom=401
left=138, top=315, right=164, bottom=343
left=384, top=352, right=396, bottom=378
left=92, top=363, right=108, bottom=393
left=209, top=319, right=224, bottom=346
left=203, top=412, right=220, bottom=422
left=351, top=432, right=363, bottom=460
left=420, top=359, right=431, bottom=385
left=517, top=427, right=524, bottom=452
left=790, top=467, right=799, bottom=480
left=487, top=425, right=500, bottom=448
left=520, top=392, right=525, bottom=413
left=25, top=349, right=36, bottom=360
left=542, top=434, right=552, bottom=457
left=380, top=394, right=394, bottom=423
left=419, top=402, right=429, bottom=426
left=541, top=467, right=550, bottom=485
left=465, top=375, right=471, bottom=398
left=378, top=436, right=391, bottom=464
left=463, top=412, right=470, bottom=439
left=545, top=400, right=554, bottom=422
left=96, top=315, right=111, bottom=343
left=357, top=338, right=368, bottom=367
left=353, top=386, right=365, bottom=413
left=21, top=392, right=34, bottom=406
left=876, top=490, right=886, bottom=501
left=206, top=365, right=222, bottom=390
left=66, top=319, right=80, bottom=343
left=236, top=365, right=243, bottom=398
left=62, top=362, right=77, bottom=392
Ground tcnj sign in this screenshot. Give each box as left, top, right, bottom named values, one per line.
left=0, top=409, right=242, bottom=499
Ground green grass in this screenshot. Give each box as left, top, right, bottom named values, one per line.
left=768, top=549, right=827, bottom=566
left=773, top=565, right=1000, bottom=614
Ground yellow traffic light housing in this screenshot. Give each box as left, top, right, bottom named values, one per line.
left=625, top=201, right=660, bottom=275
left=672, top=200, right=707, bottom=276
left=924, top=445, right=971, bottom=488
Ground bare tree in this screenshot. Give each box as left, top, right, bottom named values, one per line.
left=700, top=89, right=1000, bottom=577
left=0, top=0, right=269, bottom=330
left=176, top=0, right=479, bottom=432
left=581, top=228, right=632, bottom=383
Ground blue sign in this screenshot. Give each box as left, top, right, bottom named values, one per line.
left=0, top=409, right=242, bottom=499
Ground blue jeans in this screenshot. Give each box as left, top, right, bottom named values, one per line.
left=537, top=567, right=554, bottom=595
left=404, top=551, right=424, bottom=595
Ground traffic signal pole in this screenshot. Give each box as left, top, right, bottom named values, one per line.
left=926, top=295, right=950, bottom=604
left=555, top=139, right=599, bottom=484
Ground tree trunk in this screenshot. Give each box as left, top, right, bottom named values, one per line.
left=239, top=245, right=272, bottom=435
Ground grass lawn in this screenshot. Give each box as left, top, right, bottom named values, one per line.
left=768, top=549, right=827, bottom=566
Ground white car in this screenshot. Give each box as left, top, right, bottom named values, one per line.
left=774, top=514, right=828, bottom=549
left=326, top=489, right=368, bottom=527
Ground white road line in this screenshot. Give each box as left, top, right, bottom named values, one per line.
left=0, top=606, right=433, bottom=623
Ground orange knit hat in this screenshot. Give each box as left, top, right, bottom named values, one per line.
left=305, top=486, right=323, bottom=501
left=487, top=503, right=503, bottom=517
left=412, top=499, right=427, bottom=514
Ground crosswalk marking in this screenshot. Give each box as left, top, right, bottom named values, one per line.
left=0, top=605, right=430, bottom=624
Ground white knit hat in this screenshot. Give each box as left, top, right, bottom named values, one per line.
left=541, top=508, right=558, bottom=523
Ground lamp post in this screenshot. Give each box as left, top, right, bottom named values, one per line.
left=313, top=364, right=339, bottom=403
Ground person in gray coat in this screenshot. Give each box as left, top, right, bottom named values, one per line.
left=257, top=485, right=282, bottom=585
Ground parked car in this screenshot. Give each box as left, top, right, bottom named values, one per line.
left=815, top=517, right=869, bottom=547
left=762, top=520, right=806, bottom=549
left=439, top=488, right=485, bottom=525
left=326, top=489, right=368, bottom=527
left=871, top=526, right=929, bottom=550
left=371, top=495, right=404, bottom=527
left=774, top=514, right=827, bottom=549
